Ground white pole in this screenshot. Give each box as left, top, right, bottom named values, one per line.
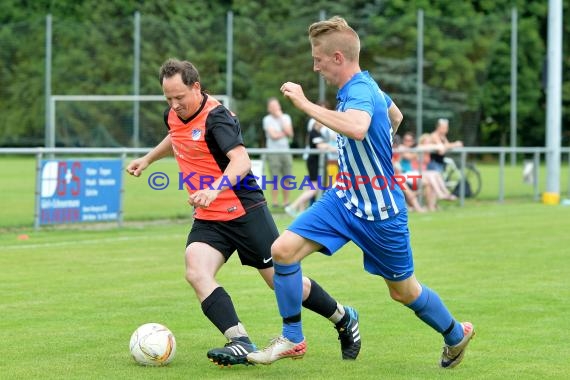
left=50, top=97, right=56, bottom=149
left=133, top=11, right=141, bottom=148
left=544, top=0, right=562, bottom=204
left=45, top=14, right=53, bottom=149
left=226, top=11, right=233, bottom=110
left=416, top=9, right=424, bottom=139
left=510, top=7, right=518, bottom=166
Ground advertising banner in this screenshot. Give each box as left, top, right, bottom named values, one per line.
left=37, top=159, right=123, bottom=225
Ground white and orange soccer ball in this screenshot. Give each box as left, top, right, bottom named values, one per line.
left=129, top=323, right=176, bottom=366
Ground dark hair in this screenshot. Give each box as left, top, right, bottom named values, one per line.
left=159, top=58, right=200, bottom=86
left=392, top=134, right=402, bottom=145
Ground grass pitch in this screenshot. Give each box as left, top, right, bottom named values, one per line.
left=1, top=202, right=569, bottom=379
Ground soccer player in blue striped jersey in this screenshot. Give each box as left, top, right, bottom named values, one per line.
left=247, top=16, right=474, bottom=368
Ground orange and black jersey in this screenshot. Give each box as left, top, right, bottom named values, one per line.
left=164, top=93, right=265, bottom=221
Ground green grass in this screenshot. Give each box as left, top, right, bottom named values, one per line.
left=1, top=155, right=570, bottom=378
left=1, top=203, right=569, bottom=379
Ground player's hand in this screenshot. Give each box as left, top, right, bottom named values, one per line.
left=188, top=189, right=219, bottom=208
left=280, top=82, right=308, bottom=110
left=126, top=158, right=149, bottom=177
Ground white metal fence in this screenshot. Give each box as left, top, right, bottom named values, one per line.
left=2, top=146, right=569, bottom=205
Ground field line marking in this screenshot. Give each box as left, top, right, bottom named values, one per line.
left=0, top=233, right=181, bottom=251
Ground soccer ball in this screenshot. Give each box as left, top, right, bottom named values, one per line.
left=129, top=323, right=176, bottom=366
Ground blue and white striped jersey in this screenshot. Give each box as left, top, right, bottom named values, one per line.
left=333, top=71, right=405, bottom=221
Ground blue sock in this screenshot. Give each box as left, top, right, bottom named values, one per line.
left=273, top=262, right=304, bottom=343
left=406, top=285, right=464, bottom=346
left=282, top=321, right=303, bottom=343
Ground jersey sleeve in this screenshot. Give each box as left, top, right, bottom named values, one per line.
left=206, top=105, right=244, bottom=154
left=163, top=107, right=171, bottom=130
left=345, top=81, right=375, bottom=116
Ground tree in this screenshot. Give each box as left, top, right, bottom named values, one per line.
left=0, top=0, right=567, bottom=149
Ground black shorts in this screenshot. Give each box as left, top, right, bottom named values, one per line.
left=307, top=157, right=319, bottom=181
left=186, top=205, right=279, bottom=269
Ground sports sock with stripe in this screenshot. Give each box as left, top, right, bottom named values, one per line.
left=274, top=261, right=304, bottom=343
left=406, top=284, right=464, bottom=346
left=201, top=287, right=251, bottom=343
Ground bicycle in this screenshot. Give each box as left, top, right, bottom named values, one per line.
left=442, top=157, right=482, bottom=198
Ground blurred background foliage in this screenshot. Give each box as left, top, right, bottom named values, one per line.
left=0, top=0, right=568, bottom=149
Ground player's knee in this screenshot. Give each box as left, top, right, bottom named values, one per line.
left=184, top=258, right=204, bottom=287
left=388, top=286, right=421, bottom=305
left=270, top=238, right=295, bottom=263
left=388, top=288, right=408, bottom=304
left=184, top=266, right=200, bottom=286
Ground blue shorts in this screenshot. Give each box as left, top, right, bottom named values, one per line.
left=288, top=190, right=414, bottom=280
left=427, top=161, right=445, bottom=173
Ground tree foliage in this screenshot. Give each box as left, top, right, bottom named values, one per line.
left=0, top=0, right=567, bottom=148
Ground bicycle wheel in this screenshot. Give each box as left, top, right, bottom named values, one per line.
left=443, top=164, right=461, bottom=194
left=446, top=162, right=482, bottom=198
left=464, top=163, right=482, bottom=198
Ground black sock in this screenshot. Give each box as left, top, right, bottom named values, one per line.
left=301, top=278, right=337, bottom=319
left=335, top=310, right=350, bottom=329
left=201, top=287, right=242, bottom=336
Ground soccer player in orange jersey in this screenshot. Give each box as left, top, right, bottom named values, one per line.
left=127, top=58, right=360, bottom=366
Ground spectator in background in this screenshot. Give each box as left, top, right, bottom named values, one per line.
left=428, top=118, right=463, bottom=173
left=417, top=133, right=457, bottom=202
left=400, top=132, right=456, bottom=211
left=321, top=125, right=339, bottom=186
left=263, top=97, right=294, bottom=209
left=285, top=105, right=336, bottom=218
left=392, top=134, right=428, bottom=213
left=307, top=100, right=339, bottom=188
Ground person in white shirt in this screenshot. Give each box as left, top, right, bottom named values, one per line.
left=263, top=97, right=294, bottom=208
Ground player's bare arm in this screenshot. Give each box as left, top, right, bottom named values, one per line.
left=188, top=144, right=251, bottom=208
left=388, top=102, right=404, bottom=136
left=126, top=135, right=173, bottom=177
left=280, top=81, right=370, bottom=140
left=448, top=140, right=464, bottom=149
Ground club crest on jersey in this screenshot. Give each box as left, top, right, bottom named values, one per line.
left=191, top=129, right=202, bottom=141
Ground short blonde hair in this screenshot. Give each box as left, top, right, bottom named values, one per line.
left=419, top=133, right=432, bottom=145
left=308, top=16, right=360, bottom=62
